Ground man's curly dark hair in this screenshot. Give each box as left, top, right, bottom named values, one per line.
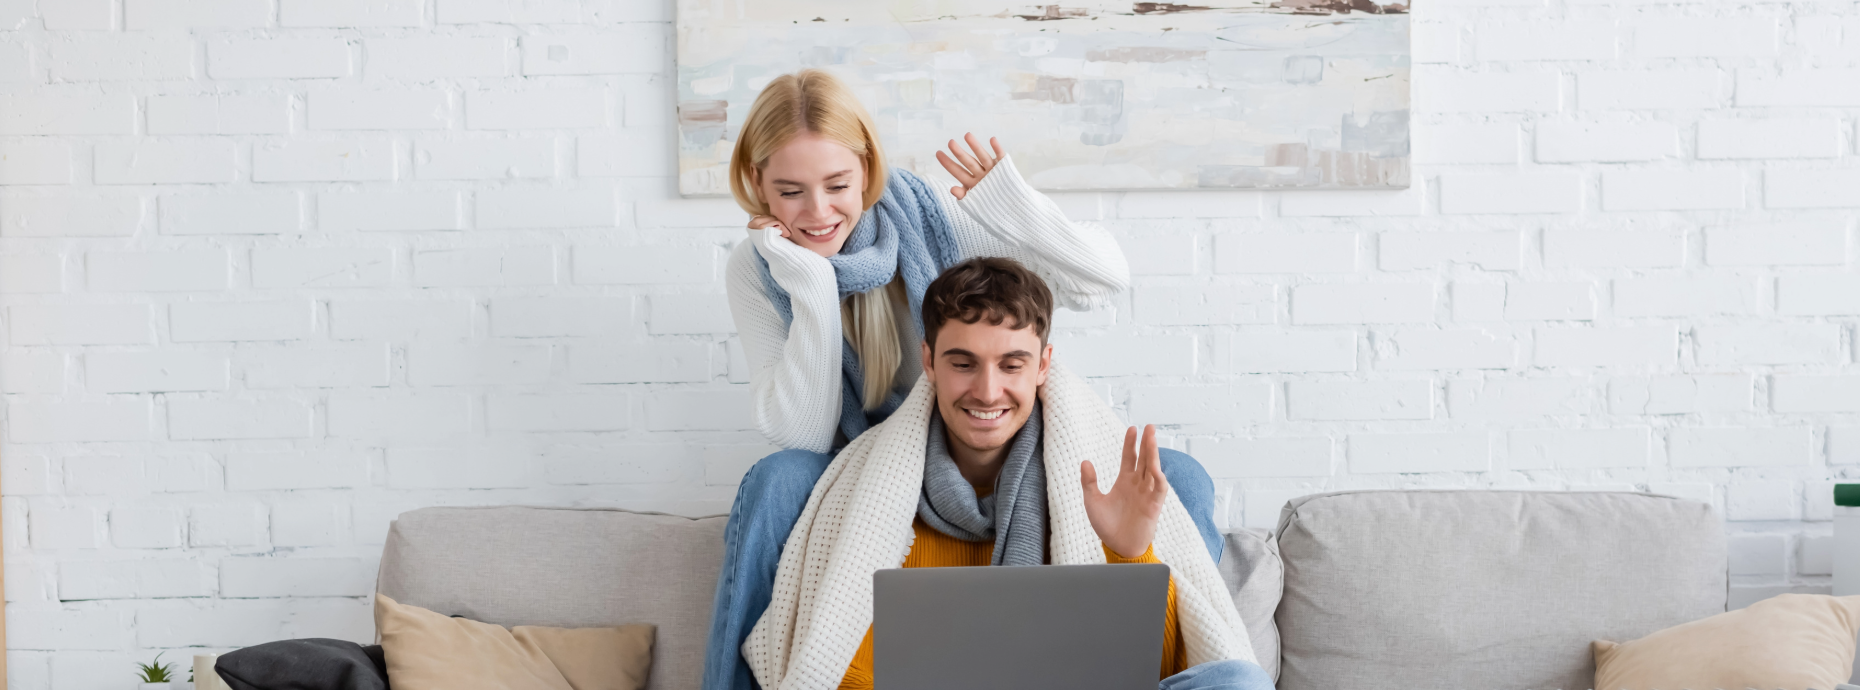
left=921, top=257, right=1054, bottom=347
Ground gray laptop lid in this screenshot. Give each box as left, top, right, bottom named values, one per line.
left=874, top=564, right=1170, bottom=690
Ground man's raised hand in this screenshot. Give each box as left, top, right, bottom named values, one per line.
left=1080, top=424, right=1169, bottom=559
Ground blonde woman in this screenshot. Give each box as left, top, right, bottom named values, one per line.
left=707, top=70, right=1226, bottom=690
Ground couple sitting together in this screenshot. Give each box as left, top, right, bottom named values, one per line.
left=705, top=69, right=1275, bottom=690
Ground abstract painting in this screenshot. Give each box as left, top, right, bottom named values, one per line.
left=674, top=1, right=1410, bottom=194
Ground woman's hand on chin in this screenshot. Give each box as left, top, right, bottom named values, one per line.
left=935, top=133, right=1005, bottom=200
left=747, top=213, right=831, bottom=283
left=748, top=214, right=790, bottom=240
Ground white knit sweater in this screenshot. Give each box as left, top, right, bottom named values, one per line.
left=742, top=362, right=1258, bottom=690
left=725, top=155, right=1131, bottom=453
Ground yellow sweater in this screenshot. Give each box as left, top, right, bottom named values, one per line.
left=836, top=517, right=1187, bottom=690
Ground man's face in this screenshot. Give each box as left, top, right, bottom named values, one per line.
left=921, top=318, right=1052, bottom=457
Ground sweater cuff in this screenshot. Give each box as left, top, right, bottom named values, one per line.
left=751, top=227, right=837, bottom=297
left=1103, top=542, right=1160, bottom=564
left=956, top=154, right=1049, bottom=244
left=964, top=154, right=1036, bottom=208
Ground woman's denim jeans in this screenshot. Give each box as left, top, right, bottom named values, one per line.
left=701, top=447, right=1231, bottom=690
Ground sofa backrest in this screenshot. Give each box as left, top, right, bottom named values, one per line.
left=1272, top=490, right=1727, bottom=690
left=377, top=505, right=1286, bottom=689
left=378, top=506, right=726, bottom=690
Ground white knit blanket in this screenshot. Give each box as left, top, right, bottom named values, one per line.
left=742, top=362, right=1257, bottom=690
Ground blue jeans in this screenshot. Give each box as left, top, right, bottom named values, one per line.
left=1161, top=659, right=1276, bottom=690
left=702, top=447, right=1229, bottom=690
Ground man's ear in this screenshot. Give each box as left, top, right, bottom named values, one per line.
left=921, top=340, right=934, bottom=376
left=1035, top=342, right=1053, bottom=386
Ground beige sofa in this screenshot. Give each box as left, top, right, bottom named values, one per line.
left=376, top=490, right=1726, bottom=690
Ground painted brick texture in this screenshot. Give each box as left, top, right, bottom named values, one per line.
left=0, top=0, right=1855, bottom=681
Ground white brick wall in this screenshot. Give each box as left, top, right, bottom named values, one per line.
left=0, top=0, right=1855, bottom=683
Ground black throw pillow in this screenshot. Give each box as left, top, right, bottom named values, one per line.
left=215, top=638, right=389, bottom=690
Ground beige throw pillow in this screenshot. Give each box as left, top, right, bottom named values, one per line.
left=515, top=624, right=655, bottom=690
left=375, top=594, right=655, bottom=690
left=1592, top=593, right=1860, bottom=690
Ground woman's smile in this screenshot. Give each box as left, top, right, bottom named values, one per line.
left=796, top=219, right=842, bottom=243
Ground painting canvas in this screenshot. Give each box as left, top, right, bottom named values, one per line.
left=674, top=1, right=1411, bottom=195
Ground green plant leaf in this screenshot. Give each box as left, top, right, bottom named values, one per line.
left=135, top=652, right=176, bottom=683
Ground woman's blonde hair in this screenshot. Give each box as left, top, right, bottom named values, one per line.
left=730, top=69, right=899, bottom=411
left=729, top=69, right=886, bottom=215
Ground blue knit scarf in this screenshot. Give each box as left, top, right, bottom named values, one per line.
left=751, top=168, right=962, bottom=447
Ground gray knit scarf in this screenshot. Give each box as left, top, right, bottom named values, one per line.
left=916, top=403, right=1046, bottom=566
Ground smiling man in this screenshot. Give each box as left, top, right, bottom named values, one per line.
left=738, top=257, right=1275, bottom=690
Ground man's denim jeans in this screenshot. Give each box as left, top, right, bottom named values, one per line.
left=1161, top=659, right=1277, bottom=690
left=701, top=447, right=1240, bottom=690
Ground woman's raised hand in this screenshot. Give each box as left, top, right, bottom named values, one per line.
left=935, top=133, right=1006, bottom=200
left=748, top=214, right=790, bottom=239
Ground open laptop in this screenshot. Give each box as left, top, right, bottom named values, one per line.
left=873, top=563, right=1170, bottom=690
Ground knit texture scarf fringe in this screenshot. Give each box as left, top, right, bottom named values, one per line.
left=750, top=168, right=962, bottom=446
left=742, top=362, right=1258, bottom=690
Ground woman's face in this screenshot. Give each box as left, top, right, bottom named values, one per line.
left=756, top=132, right=866, bottom=258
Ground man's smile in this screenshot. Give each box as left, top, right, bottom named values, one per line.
left=963, top=407, right=1007, bottom=421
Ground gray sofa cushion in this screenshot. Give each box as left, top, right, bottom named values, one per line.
left=377, top=506, right=725, bottom=690
left=1272, top=490, right=1726, bottom=690
left=1219, top=528, right=1283, bottom=680
left=377, top=506, right=1287, bottom=689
